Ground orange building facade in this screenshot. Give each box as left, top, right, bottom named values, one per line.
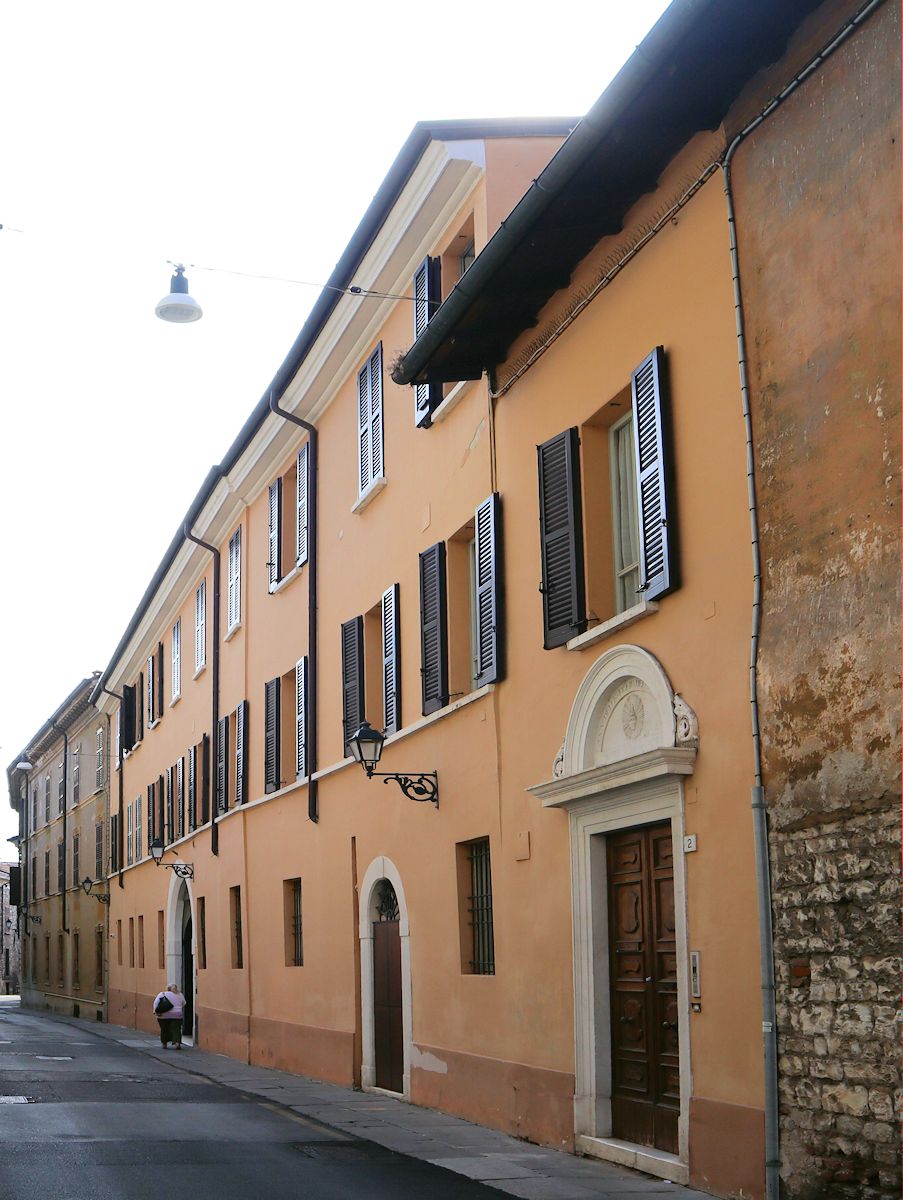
left=8, top=4, right=898, bottom=1200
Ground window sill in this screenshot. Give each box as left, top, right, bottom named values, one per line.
left=192, top=664, right=206, bottom=681
left=431, top=377, right=478, bottom=424
left=351, top=474, right=387, bottom=515
left=268, top=566, right=302, bottom=596
left=567, top=598, right=659, bottom=651
left=224, top=621, right=242, bottom=642
left=169, top=694, right=181, bottom=709
left=147, top=719, right=160, bottom=731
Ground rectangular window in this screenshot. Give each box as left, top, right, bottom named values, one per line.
left=176, top=758, right=185, bottom=839
left=32, top=788, right=37, bottom=832
left=127, top=803, right=134, bottom=866
left=382, top=584, right=401, bottom=735
left=230, top=886, right=243, bottom=969
left=412, top=256, right=442, bottom=427
left=128, top=917, right=135, bottom=968
left=31, top=854, right=36, bottom=899
left=195, top=580, right=207, bottom=672
left=284, top=878, right=303, bottom=967
left=58, top=933, right=64, bottom=986
left=147, top=653, right=156, bottom=726
left=72, top=832, right=79, bottom=884
left=44, top=850, right=50, bottom=896
left=44, top=934, right=51, bottom=982
left=357, top=344, right=384, bottom=495
left=116, top=920, right=122, bottom=966
left=95, top=821, right=103, bottom=880
left=57, top=841, right=64, bottom=891
left=198, top=897, right=207, bottom=969
left=264, top=679, right=280, bottom=793
left=115, top=706, right=121, bottom=766
left=216, top=716, right=230, bottom=812
left=135, top=795, right=142, bottom=863
left=72, top=746, right=80, bottom=804
left=137, top=915, right=145, bottom=969
left=234, top=701, right=249, bottom=806
left=96, top=929, right=104, bottom=989
left=44, top=775, right=50, bottom=822
left=295, top=658, right=308, bottom=779
left=341, top=617, right=364, bottom=754
left=158, top=910, right=165, bottom=970
left=171, top=618, right=182, bottom=701
left=95, top=726, right=105, bottom=789
left=58, top=760, right=64, bottom=812
left=610, top=412, right=641, bottom=612
left=419, top=542, right=449, bottom=715
left=188, top=747, right=197, bottom=830
left=228, top=527, right=242, bottom=631
left=110, top=813, right=119, bottom=872
left=267, top=479, right=282, bottom=589
left=165, top=766, right=174, bottom=843
left=459, top=838, right=495, bottom=975
left=296, top=443, right=309, bottom=568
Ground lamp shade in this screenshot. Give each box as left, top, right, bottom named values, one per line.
left=150, top=837, right=165, bottom=864
left=349, top=721, right=385, bottom=769
left=15, top=759, right=33, bottom=771
left=156, top=266, right=203, bottom=323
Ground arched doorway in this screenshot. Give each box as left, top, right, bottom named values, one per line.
left=181, top=905, right=194, bottom=1039
left=165, top=876, right=195, bottom=1044
left=358, top=856, right=412, bottom=1097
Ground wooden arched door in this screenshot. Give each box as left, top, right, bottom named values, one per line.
left=372, top=880, right=403, bottom=1093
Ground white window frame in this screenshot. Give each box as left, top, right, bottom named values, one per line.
left=357, top=344, right=384, bottom=497
left=228, top=528, right=242, bottom=632
left=135, top=795, right=142, bottom=863
left=126, top=802, right=134, bottom=867
left=609, top=412, right=641, bottom=615
left=171, top=618, right=182, bottom=701
left=95, top=727, right=104, bottom=790
left=146, top=654, right=156, bottom=726
left=296, top=445, right=309, bottom=569
left=195, top=580, right=207, bottom=673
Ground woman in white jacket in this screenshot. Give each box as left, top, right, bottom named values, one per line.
left=152, top=983, right=185, bottom=1049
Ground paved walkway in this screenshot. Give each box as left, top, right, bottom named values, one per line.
left=48, top=1010, right=712, bottom=1200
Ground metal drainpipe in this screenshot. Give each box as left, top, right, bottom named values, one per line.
left=268, top=392, right=319, bottom=823
left=183, top=526, right=221, bottom=855
left=50, top=722, right=68, bottom=934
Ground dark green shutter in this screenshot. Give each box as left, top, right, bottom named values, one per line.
left=268, top=480, right=282, bottom=587
left=121, top=687, right=136, bottom=753
left=382, top=584, right=401, bottom=735
left=216, top=716, right=229, bottom=812
left=631, top=347, right=678, bottom=601
left=136, top=673, right=145, bottom=741
left=537, top=428, right=586, bottom=648
left=156, top=643, right=165, bottom=720
left=264, top=679, right=280, bottom=793
left=200, top=734, right=210, bottom=824
left=413, top=256, right=442, bottom=428
left=147, top=782, right=155, bottom=851
left=235, top=701, right=249, bottom=804
left=474, top=493, right=504, bottom=687
left=341, top=617, right=365, bottom=753
left=419, top=542, right=448, bottom=715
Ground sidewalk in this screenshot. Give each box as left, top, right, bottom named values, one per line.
left=53, top=1011, right=712, bottom=1200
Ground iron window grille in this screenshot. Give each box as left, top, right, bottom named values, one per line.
left=467, top=839, right=495, bottom=975
left=290, top=879, right=303, bottom=966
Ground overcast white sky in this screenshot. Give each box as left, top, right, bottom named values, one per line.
left=0, top=0, right=672, bottom=844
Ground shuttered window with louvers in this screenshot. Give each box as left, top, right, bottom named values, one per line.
left=413, top=257, right=442, bottom=428
left=474, top=493, right=504, bottom=687
left=195, top=582, right=206, bottom=671
left=228, top=528, right=241, bottom=630
left=358, top=345, right=384, bottom=494
left=341, top=617, right=364, bottom=754
left=165, top=767, right=174, bottom=843
left=264, top=679, right=280, bottom=793
left=419, top=542, right=449, bottom=715
left=631, top=347, right=677, bottom=601
left=216, top=716, right=229, bottom=812
left=200, top=733, right=210, bottom=824
left=537, top=428, right=586, bottom=648
left=188, top=746, right=197, bottom=831
left=296, top=444, right=309, bottom=568
left=235, top=701, right=249, bottom=805
left=267, top=480, right=282, bottom=588
left=146, top=656, right=155, bottom=726
left=295, top=658, right=308, bottom=778
left=136, top=673, right=144, bottom=741
left=171, top=619, right=181, bottom=700
left=382, top=584, right=401, bottom=735
left=156, top=643, right=164, bottom=720
left=121, top=687, right=136, bottom=753
left=176, top=758, right=185, bottom=839
left=147, top=781, right=155, bottom=851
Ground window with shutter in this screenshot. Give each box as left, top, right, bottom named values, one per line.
left=135, top=796, right=142, bottom=862
left=267, top=480, right=282, bottom=589
left=216, top=716, right=229, bottom=812
left=631, top=347, right=677, bottom=601
left=188, top=746, right=197, bottom=831
left=413, top=257, right=442, bottom=428
left=176, top=758, right=185, bottom=839
left=228, top=527, right=242, bottom=630
left=146, top=655, right=155, bottom=726
left=136, top=672, right=144, bottom=741
left=96, top=727, right=105, bottom=788
left=419, top=542, right=449, bottom=715
left=295, top=658, right=307, bottom=778
left=296, top=444, right=309, bottom=568
left=235, top=700, right=249, bottom=805
left=357, top=345, right=384, bottom=496
left=156, top=642, right=164, bottom=720
left=341, top=617, right=364, bottom=753
left=474, top=493, right=504, bottom=687
left=157, top=774, right=164, bottom=843
left=200, top=733, right=210, bottom=824
left=171, top=618, right=181, bottom=701
left=147, top=781, right=155, bottom=850
left=195, top=581, right=206, bottom=672
left=537, top=427, right=586, bottom=648
left=382, top=584, right=401, bottom=735
left=165, top=767, right=174, bottom=843
left=127, top=803, right=133, bottom=866
left=264, top=679, right=280, bottom=793
left=110, top=814, right=119, bottom=872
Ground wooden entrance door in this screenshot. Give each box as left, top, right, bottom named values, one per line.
left=373, top=917, right=403, bottom=1093
left=607, top=822, right=679, bottom=1154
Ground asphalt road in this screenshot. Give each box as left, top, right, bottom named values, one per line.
left=0, top=1000, right=498, bottom=1199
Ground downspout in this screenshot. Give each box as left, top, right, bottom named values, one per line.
left=50, top=723, right=68, bottom=934
left=718, top=6, right=885, bottom=1196
left=268, top=392, right=319, bottom=823
left=183, top=525, right=221, bottom=855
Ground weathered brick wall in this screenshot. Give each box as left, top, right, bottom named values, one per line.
left=732, top=2, right=901, bottom=1197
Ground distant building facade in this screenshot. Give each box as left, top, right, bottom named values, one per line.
left=0, top=863, right=21, bottom=994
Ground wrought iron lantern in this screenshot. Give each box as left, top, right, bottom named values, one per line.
left=150, top=837, right=195, bottom=878
left=349, top=722, right=438, bottom=806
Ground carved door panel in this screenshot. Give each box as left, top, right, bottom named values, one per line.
left=373, top=919, right=403, bottom=1093
left=607, top=822, right=679, bottom=1154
